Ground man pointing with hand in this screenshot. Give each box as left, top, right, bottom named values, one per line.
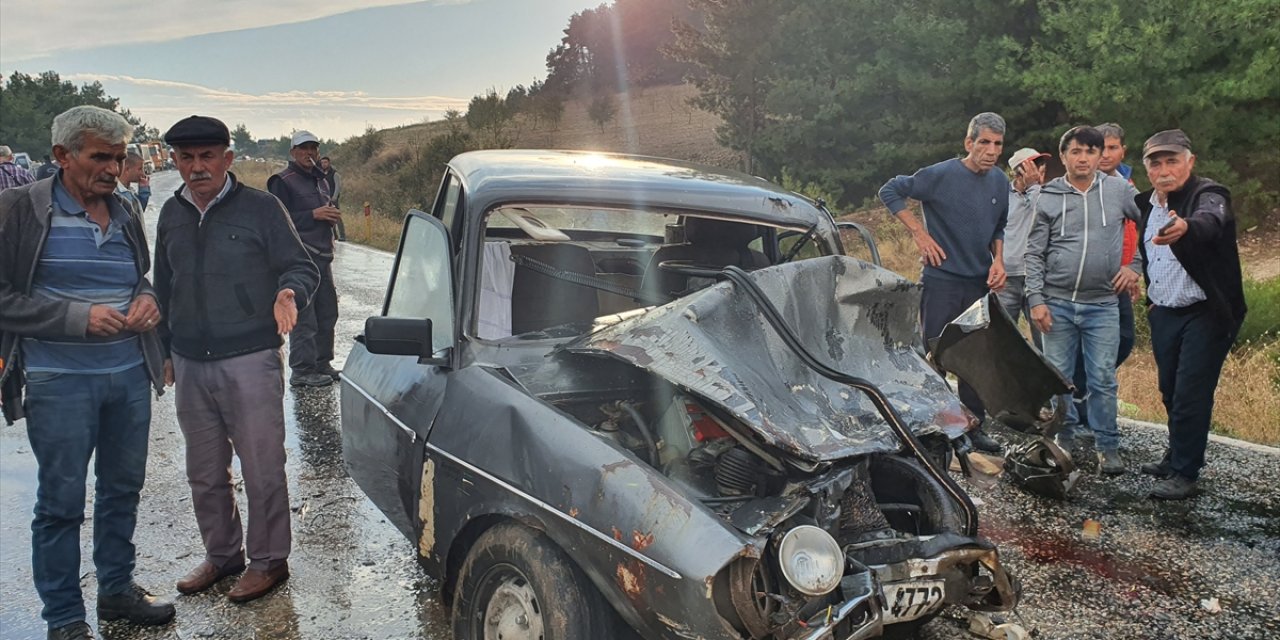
left=1134, top=129, right=1246, bottom=500
left=154, top=115, right=318, bottom=603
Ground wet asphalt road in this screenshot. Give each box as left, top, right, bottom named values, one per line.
left=2, top=171, right=1278, bottom=639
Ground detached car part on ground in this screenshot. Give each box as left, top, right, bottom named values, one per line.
left=340, top=151, right=1065, bottom=639
left=932, top=295, right=1077, bottom=500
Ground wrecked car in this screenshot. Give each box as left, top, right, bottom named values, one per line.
left=341, top=150, right=1025, bottom=639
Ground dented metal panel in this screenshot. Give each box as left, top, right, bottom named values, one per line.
left=424, top=366, right=754, bottom=640
left=567, top=256, right=972, bottom=462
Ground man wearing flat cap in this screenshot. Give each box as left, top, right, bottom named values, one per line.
left=267, top=132, right=341, bottom=388
left=1133, top=129, right=1246, bottom=500
left=155, top=115, right=319, bottom=601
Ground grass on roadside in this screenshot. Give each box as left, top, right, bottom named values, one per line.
left=231, top=160, right=284, bottom=191
left=231, top=160, right=404, bottom=252
left=1118, top=338, right=1279, bottom=445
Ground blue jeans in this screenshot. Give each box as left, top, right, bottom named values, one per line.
left=1041, top=298, right=1120, bottom=451
left=23, top=365, right=151, bottom=628
left=1073, top=291, right=1134, bottom=426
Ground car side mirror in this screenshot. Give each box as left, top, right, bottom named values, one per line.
left=363, top=317, right=449, bottom=366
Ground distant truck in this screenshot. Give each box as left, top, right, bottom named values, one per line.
left=12, top=152, right=33, bottom=170
left=126, top=142, right=167, bottom=173
left=126, top=143, right=154, bottom=173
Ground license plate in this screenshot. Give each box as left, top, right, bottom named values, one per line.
left=882, top=580, right=945, bottom=624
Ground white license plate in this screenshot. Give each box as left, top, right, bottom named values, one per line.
left=882, top=580, right=945, bottom=624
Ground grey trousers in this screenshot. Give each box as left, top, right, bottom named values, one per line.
left=173, top=349, right=291, bottom=571
left=996, top=275, right=1042, bottom=349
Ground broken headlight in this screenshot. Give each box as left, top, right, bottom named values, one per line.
left=777, top=525, right=843, bottom=596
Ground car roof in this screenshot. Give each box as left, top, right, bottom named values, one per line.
left=448, top=150, right=825, bottom=227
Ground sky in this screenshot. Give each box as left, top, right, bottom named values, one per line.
left=0, top=0, right=598, bottom=141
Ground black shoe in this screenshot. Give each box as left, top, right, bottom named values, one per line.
left=1140, top=459, right=1173, bottom=477
left=290, top=372, right=333, bottom=387
left=1097, top=449, right=1126, bottom=475
left=1150, top=475, right=1199, bottom=500
left=48, top=621, right=94, bottom=640
left=97, top=583, right=175, bottom=626
left=317, top=364, right=342, bottom=381
left=968, top=429, right=1004, bottom=454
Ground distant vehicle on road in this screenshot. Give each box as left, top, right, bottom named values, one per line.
left=340, top=150, right=1058, bottom=639
left=12, top=152, right=32, bottom=170
left=126, top=143, right=154, bottom=173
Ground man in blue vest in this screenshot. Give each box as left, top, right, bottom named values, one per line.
left=267, top=132, right=340, bottom=388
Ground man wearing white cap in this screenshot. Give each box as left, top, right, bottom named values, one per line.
left=1000, top=147, right=1050, bottom=347
left=267, top=131, right=340, bottom=388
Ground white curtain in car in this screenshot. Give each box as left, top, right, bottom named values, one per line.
left=477, top=241, right=514, bottom=339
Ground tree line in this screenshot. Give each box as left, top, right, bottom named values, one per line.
left=666, top=0, right=1278, bottom=224
left=0, top=71, right=160, bottom=156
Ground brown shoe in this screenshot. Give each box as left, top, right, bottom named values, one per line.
left=176, top=560, right=246, bottom=595
left=227, top=563, right=289, bottom=603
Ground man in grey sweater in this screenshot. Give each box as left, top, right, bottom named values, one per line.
left=879, top=112, right=1010, bottom=453
left=1025, top=126, right=1142, bottom=474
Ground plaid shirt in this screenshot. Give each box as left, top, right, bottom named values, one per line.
left=0, top=161, right=35, bottom=191
left=1144, top=191, right=1207, bottom=308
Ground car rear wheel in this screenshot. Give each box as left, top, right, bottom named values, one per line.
left=452, top=522, right=620, bottom=640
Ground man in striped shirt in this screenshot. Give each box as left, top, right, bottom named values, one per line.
left=0, top=106, right=173, bottom=640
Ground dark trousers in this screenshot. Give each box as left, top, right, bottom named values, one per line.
left=290, top=257, right=338, bottom=374
left=921, top=273, right=989, bottom=420
left=1073, top=290, right=1134, bottom=426
left=173, top=349, right=291, bottom=571
left=23, top=365, right=151, bottom=628
left=1148, top=303, right=1235, bottom=481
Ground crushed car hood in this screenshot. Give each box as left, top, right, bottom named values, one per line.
left=565, top=256, right=973, bottom=462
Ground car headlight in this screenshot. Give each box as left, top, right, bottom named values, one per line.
left=777, top=525, right=843, bottom=596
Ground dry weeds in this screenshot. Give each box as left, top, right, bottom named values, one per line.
left=1117, top=341, right=1280, bottom=446
left=231, top=160, right=285, bottom=191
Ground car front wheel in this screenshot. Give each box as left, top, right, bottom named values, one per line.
left=452, top=522, right=621, bottom=640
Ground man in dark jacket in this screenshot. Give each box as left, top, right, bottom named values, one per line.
left=0, top=105, right=172, bottom=640
left=267, top=131, right=340, bottom=387
left=1134, top=130, right=1246, bottom=500
left=320, top=156, right=345, bottom=240
left=155, top=116, right=319, bottom=602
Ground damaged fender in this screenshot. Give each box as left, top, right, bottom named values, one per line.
left=423, top=366, right=756, bottom=640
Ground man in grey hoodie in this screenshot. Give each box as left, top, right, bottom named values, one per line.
left=1025, top=126, right=1142, bottom=475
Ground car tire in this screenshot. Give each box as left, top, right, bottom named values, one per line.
left=451, top=522, right=621, bottom=640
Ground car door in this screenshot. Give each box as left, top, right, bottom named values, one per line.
left=341, top=209, right=456, bottom=539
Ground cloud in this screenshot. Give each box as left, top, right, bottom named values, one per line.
left=1, top=0, right=468, bottom=61
left=63, top=74, right=470, bottom=140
